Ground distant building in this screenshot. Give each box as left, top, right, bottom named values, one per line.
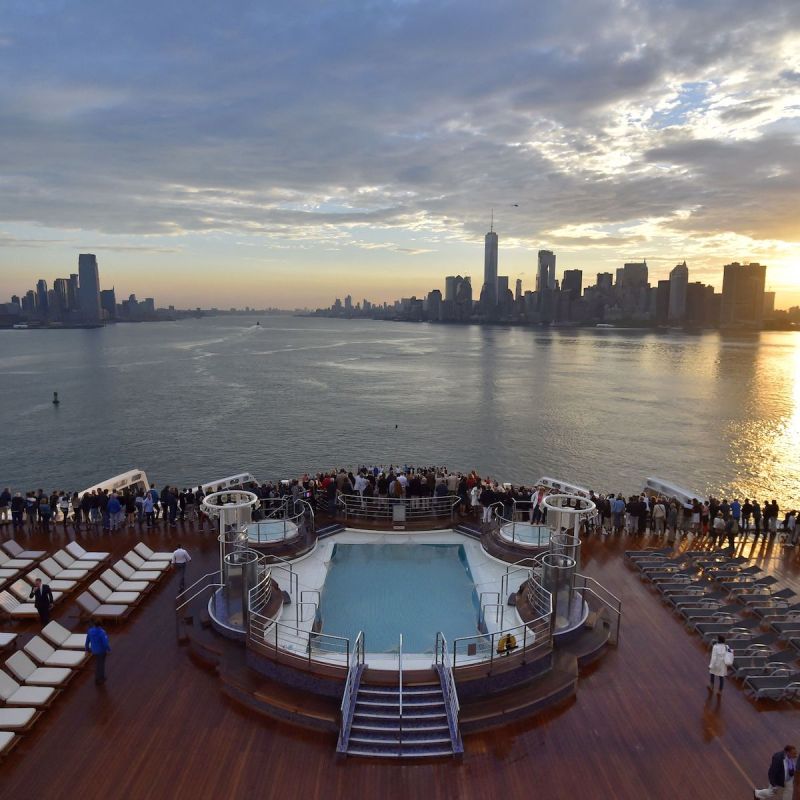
left=53, top=278, right=70, bottom=319
left=720, top=262, right=766, bottom=328
left=597, top=272, right=613, bottom=291
left=622, top=261, right=648, bottom=289
left=444, top=276, right=457, bottom=302
left=668, top=261, right=688, bottom=323
left=562, top=269, right=583, bottom=299
left=426, top=289, right=442, bottom=320
left=483, top=229, right=498, bottom=307
left=763, top=291, right=776, bottom=320
left=36, top=279, right=49, bottom=318
left=68, top=274, right=79, bottom=311
left=78, top=254, right=102, bottom=323
left=537, top=250, right=556, bottom=292
left=514, top=278, right=522, bottom=302
left=100, top=288, right=117, bottom=320
left=655, top=280, right=670, bottom=325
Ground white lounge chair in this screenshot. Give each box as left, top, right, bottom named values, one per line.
left=0, top=551, right=33, bottom=571
left=0, top=670, right=57, bottom=706
left=24, top=636, right=88, bottom=668
left=26, top=568, right=76, bottom=593
left=0, top=706, right=38, bottom=731
left=41, top=621, right=85, bottom=650
left=5, top=651, right=72, bottom=687
left=101, top=569, right=149, bottom=594
left=113, top=560, right=160, bottom=583
left=39, top=557, right=89, bottom=582
left=2, top=540, right=46, bottom=560
left=7, top=579, right=63, bottom=606
left=0, top=632, right=17, bottom=649
left=134, top=542, right=174, bottom=561
left=0, top=591, right=39, bottom=619
left=75, top=591, right=130, bottom=621
left=89, top=580, right=140, bottom=606
left=124, top=551, right=169, bottom=572
left=53, top=549, right=97, bottom=572
left=0, top=731, right=17, bottom=758
left=0, top=566, right=18, bottom=582
left=65, top=542, right=110, bottom=562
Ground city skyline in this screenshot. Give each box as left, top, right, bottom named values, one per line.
left=1, top=3, right=799, bottom=308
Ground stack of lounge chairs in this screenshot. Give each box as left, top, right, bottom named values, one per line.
left=625, top=546, right=800, bottom=702
left=0, top=620, right=93, bottom=759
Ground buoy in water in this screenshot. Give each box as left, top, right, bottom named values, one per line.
left=52, top=391, right=60, bottom=406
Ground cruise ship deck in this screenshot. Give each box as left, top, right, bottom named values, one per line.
left=1, top=519, right=798, bottom=799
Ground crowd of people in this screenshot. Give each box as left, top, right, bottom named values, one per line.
left=1, top=469, right=797, bottom=549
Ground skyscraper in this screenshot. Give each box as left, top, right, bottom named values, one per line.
left=720, top=262, right=766, bottom=328
left=623, top=261, right=648, bottom=288
left=36, top=279, right=49, bottom=318
left=668, top=261, right=688, bottom=322
left=483, top=228, right=498, bottom=306
left=562, top=269, right=583, bottom=298
left=537, top=250, right=556, bottom=291
left=78, top=254, right=102, bottom=323
left=444, top=276, right=457, bottom=302
left=68, top=273, right=80, bottom=311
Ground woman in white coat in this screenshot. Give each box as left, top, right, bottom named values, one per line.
left=708, top=634, right=730, bottom=694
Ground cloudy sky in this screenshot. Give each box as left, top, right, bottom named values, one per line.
left=1, top=0, right=799, bottom=308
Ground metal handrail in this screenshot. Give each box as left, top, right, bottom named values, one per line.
left=337, top=630, right=365, bottom=753
left=480, top=602, right=504, bottom=629
left=334, top=493, right=461, bottom=522
left=295, top=601, right=318, bottom=633
left=436, top=632, right=461, bottom=750
left=248, top=608, right=351, bottom=665
left=175, top=570, right=222, bottom=613
left=398, top=633, right=403, bottom=751
left=493, top=505, right=550, bottom=546
left=573, top=572, right=623, bottom=645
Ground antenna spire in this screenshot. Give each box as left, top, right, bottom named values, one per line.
left=490, top=207, right=494, bottom=233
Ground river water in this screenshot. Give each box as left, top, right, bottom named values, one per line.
left=1, top=317, right=798, bottom=505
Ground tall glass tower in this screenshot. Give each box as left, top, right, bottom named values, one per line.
left=78, top=253, right=102, bottom=323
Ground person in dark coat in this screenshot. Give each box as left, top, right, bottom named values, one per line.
left=754, top=744, right=796, bottom=798
left=28, top=578, right=54, bottom=626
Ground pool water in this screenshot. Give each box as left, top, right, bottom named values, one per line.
left=319, top=543, right=481, bottom=653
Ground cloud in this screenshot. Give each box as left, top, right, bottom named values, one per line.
left=0, top=0, right=798, bottom=297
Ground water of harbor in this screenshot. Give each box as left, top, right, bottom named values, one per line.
left=1, top=317, right=798, bottom=506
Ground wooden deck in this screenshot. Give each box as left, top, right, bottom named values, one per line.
left=1, top=522, right=799, bottom=798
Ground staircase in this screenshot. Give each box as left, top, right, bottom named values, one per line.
left=345, top=682, right=457, bottom=758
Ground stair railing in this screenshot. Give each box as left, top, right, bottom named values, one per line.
left=336, top=630, right=365, bottom=753
left=436, top=633, right=462, bottom=753
left=398, top=633, right=404, bottom=753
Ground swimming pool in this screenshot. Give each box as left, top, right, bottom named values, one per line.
left=319, top=543, right=481, bottom=653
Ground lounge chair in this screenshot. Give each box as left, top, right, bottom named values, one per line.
left=123, top=552, right=169, bottom=572
left=5, top=651, right=72, bottom=687
left=26, top=568, right=76, bottom=593
left=0, top=731, right=17, bottom=758
left=0, top=632, right=17, bottom=650
left=24, top=636, right=88, bottom=668
left=0, top=566, right=19, bottom=582
left=88, top=580, right=141, bottom=606
left=740, top=588, right=796, bottom=607
left=0, top=551, right=34, bottom=571
left=734, top=651, right=798, bottom=679
left=52, top=549, right=98, bottom=572
left=753, top=602, right=800, bottom=621
left=696, top=618, right=758, bottom=643
left=7, top=579, right=63, bottom=606
left=65, top=542, right=109, bottom=563
left=1, top=540, right=46, bottom=560
left=75, top=591, right=130, bottom=621
left=723, top=576, right=778, bottom=594
left=668, top=591, right=725, bottom=610
left=0, top=670, right=57, bottom=706
left=100, top=569, right=149, bottom=594
left=0, top=591, right=39, bottom=619
left=683, top=604, right=741, bottom=625
left=39, top=557, right=89, bottom=582
left=41, top=621, right=85, bottom=650
left=134, top=542, right=174, bottom=561
left=727, top=633, right=778, bottom=653
left=624, top=547, right=672, bottom=562
left=744, top=670, right=800, bottom=700
left=113, top=560, right=161, bottom=583
left=0, top=706, right=39, bottom=732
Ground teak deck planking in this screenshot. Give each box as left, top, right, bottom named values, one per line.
left=0, top=520, right=798, bottom=799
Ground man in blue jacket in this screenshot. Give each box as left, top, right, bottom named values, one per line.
left=85, top=619, right=111, bottom=685
left=754, top=744, right=797, bottom=798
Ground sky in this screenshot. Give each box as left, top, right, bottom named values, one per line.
left=1, top=0, right=800, bottom=309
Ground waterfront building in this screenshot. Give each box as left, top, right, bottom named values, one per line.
left=36, top=279, right=49, bottom=318
left=720, top=262, right=767, bottom=328
left=68, top=273, right=79, bottom=311
left=445, top=276, right=457, bottom=302
left=483, top=229, right=498, bottom=307
left=763, top=291, right=776, bottom=320
left=52, top=277, right=70, bottom=319
left=21, top=290, right=36, bottom=316
left=596, top=272, right=613, bottom=291
left=562, top=269, right=582, bottom=299
left=655, top=280, right=670, bottom=326
left=514, top=278, right=522, bottom=302
left=426, top=289, right=442, bottom=320
left=78, top=253, right=102, bottom=323
left=537, top=250, right=556, bottom=292
left=622, top=261, right=648, bottom=289
left=668, top=261, right=688, bottom=323
left=100, top=288, right=117, bottom=320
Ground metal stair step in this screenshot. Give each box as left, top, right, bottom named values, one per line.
left=349, top=735, right=452, bottom=747
left=346, top=747, right=455, bottom=759
left=352, top=722, right=450, bottom=734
